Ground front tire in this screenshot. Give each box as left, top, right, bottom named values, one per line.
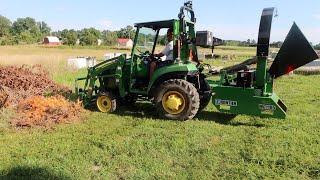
left=96, top=91, right=117, bottom=113
left=154, top=79, right=200, bottom=120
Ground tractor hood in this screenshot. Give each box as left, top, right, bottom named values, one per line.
left=269, top=23, right=319, bottom=78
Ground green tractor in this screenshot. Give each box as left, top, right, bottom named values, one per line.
left=75, top=1, right=318, bottom=120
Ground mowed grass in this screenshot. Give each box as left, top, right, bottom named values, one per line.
left=0, top=46, right=319, bottom=179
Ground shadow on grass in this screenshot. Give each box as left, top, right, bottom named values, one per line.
left=197, top=111, right=265, bottom=128
left=0, top=166, right=71, bottom=180
left=115, top=101, right=158, bottom=119
left=111, top=102, right=265, bottom=128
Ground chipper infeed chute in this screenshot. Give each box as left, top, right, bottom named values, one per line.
left=269, top=23, right=319, bottom=78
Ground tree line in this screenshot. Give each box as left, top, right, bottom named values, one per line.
left=0, top=15, right=136, bottom=46
left=1, top=15, right=319, bottom=49
left=224, top=39, right=283, bottom=48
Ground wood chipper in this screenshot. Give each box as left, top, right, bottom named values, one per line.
left=75, top=1, right=318, bottom=120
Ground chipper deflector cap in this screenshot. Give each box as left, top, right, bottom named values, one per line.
left=269, top=23, right=319, bottom=78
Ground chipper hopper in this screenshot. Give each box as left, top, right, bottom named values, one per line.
left=75, top=2, right=318, bottom=120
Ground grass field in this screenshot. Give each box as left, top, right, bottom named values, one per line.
left=0, top=46, right=319, bottom=179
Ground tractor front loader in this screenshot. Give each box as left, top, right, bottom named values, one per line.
left=76, top=1, right=318, bottom=120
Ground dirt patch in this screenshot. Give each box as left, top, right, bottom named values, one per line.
left=0, top=65, right=83, bottom=128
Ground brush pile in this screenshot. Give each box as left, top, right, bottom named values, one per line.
left=0, top=85, right=8, bottom=108
left=0, top=65, right=83, bottom=128
left=0, top=65, right=70, bottom=106
left=11, top=95, right=82, bottom=128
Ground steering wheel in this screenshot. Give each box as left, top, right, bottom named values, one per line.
left=137, top=50, right=161, bottom=63
left=148, top=54, right=162, bottom=63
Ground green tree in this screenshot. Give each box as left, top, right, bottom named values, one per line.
left=0, top=15, right=11, bottom=37
left=314, top=43, right=320, bottom=50
left=102, top=30, right=118, bottom=46
left=61, top=29, right=78, bottom=45
left=0, top=35, right=18, bottom=45
left=117, top=25, right=135, bottom=39
left=12, top=17, right=41, bottom=43
left=12, top=17, right=38, bottom=34
left=38, top=21, right=51, bottom=35
left=270, top=41, right=283, bottom=48
left=19, top=31, right=34, bottom=44
left=79, top=28, right=101, bottom=46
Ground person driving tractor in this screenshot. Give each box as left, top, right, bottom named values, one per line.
left=149, top=28, right=174, bottom=79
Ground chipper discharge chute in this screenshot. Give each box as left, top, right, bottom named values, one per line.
left=75, top=2, right=318, bottom=120
left=211, top=8, right=319, bottom=119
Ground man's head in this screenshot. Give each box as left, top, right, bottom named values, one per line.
left=167, top=28, right=173, bottom=41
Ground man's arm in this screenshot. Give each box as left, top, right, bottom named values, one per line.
left=154, top=41, right=173, bottom=58
left=154, top=52, right=164, bottom=58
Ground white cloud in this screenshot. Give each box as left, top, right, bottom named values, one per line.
left=314, top=14, right=320, bottom=20
left=303, top=27, right=320, bottom=44
left=197, top=23, right=260, bottom=41
left=55, top=6, right=65, bottom=12
left=97, top=19, right=122, bottom=31
left=99, top=19, right=113, bottom=27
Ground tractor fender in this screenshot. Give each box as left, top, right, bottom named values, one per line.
left=147, top=63, right=198, bottom=95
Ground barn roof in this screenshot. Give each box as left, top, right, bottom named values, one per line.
left=118, top=38, right=132, bottom=44
left=44, top=36, right=60, bottom=43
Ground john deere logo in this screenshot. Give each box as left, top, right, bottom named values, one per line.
left=259, top=104, right=276, bottom=111
left=215, top=99, right=238, bottom=107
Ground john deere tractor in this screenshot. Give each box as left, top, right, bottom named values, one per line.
left=76, top=1, right=318, bottom=120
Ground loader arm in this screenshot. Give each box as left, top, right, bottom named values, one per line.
left=75, top=55, right=126, bottom=107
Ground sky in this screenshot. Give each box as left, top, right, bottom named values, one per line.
left=1, top=0, right=319, bottom=43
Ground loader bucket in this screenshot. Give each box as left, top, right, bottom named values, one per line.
left=269, top=23, right=319, bottom=78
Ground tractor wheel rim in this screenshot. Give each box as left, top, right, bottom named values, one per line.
left=162, top=91, right=186, bottom=115
left=97, top=96, right=112, bottom=113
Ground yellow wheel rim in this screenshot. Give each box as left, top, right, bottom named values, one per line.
left=162, top=91, right=186, bottom=115
left=97, top=95, right=112, bottom=113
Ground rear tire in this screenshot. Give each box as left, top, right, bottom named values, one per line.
left=96, top=91, right=117, bottom=113
left=154, top=79, right=200, bottom=120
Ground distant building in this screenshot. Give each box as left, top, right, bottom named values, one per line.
left=97, top=39, right=102, bottom=46
left=43, top=36, right=61, bottom=46
left=117, top=38, right=133, bottom=48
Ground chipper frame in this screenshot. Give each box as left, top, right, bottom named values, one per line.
left=75, top=2, right=318, bottom=120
